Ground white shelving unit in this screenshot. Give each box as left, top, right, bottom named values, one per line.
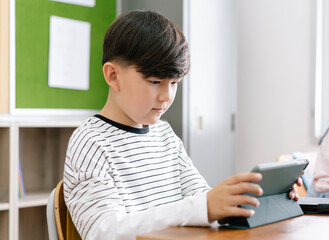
left=0, top=121, right=10, bottom=239
left=0, top=115, right=85, bottom=240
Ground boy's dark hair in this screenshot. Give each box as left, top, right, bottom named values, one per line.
left=102, top=9, right=190, bottom=79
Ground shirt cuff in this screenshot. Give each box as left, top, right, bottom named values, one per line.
left=184, top=191, right=211, bottom=226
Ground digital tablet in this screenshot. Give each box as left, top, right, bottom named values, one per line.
left=249, top=159, right=309, bottom=197
left=299, top=197, right=329, bottom=214
left=218, top=159, right=309, bottom=228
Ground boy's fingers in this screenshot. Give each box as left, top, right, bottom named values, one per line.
left=223, top=206, right=256, bottom=218
left=228, top=182, right=263, bottom=196
left=230, top=195, right=260, bottom=208
left=225, top=173, right=262, bottom=185
left=289, top=185, right=298, bottom=199
left=296, top=177, right=303, bottom=187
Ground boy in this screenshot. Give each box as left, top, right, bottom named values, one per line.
left=64, top=10, right=300, bottom=240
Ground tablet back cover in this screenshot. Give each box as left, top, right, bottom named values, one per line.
left=219, top=193, right=303, bottom=228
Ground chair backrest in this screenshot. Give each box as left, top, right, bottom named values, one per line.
left=54, top=180, right=82, bottom=240
left=47, top=188, right=59, bottom=240
left=54, top=180, right=67, bottom=240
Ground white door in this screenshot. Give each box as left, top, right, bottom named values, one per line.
left=186, top=0, right=237, bottom=186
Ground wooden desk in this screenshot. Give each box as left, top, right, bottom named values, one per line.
left=137, top=215, right=329, bottom=240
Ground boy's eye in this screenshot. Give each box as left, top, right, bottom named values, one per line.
left=150, top=81, right=160, bottom=84
left=171, top=80, right=181, bottom=85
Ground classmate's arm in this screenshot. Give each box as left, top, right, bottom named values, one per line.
left=313, top=133, right=329, bottom=193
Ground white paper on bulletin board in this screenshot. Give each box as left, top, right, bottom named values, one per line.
left=48, top=15, right=91, bottom=91
left=50, top=0, right=95, bottom=7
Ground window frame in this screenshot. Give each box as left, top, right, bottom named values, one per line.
left=315, top=0, right=329, bottom=138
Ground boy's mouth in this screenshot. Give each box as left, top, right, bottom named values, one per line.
left=152, top=108, right=165, bottom=114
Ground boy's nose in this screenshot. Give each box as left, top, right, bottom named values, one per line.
left=159, top=85, right=173, bottom=102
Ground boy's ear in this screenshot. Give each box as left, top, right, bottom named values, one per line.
left=103, top=62, right=120, bottom=91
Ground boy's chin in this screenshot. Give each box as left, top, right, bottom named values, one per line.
left=143, top=117, right=161, bottom=126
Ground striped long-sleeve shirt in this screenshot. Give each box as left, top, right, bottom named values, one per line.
left=64, top=114, right=211, bottom=240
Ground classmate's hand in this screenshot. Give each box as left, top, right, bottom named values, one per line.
left=289, top=175, right=303, bottom=201
left=207, top=173, right=263, bottom=222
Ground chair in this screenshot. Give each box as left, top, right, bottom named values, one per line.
left=47, top=180, right=82, bottom=240
left=47, top=188, right=58, bottom=240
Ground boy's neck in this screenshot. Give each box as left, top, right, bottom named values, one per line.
left=99, top=97, right=145, bottom=129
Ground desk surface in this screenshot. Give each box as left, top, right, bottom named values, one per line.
left=137, top=215, right=329, bottom=240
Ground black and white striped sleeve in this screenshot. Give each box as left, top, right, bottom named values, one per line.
left=64, top=128, right=126, bottom=239
left=63, top=121, right=211, bottom=240
left=178, top=139, right=211, bottom=197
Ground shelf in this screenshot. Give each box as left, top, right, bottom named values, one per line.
left=0, top=127, right=9, bottom=203
left=0, top=114, right=87, bottom=126
left=19, top=127, right=75, bottom=194
left=0, top=203, right=10, bottom=211
left=0, top=211, right=9, bottom=239
left=19, top=206, right=48, bottom=240
left=0, top=122, right=10, bottom=127
left=17, top=119, right=83, bottom=128
left=18, top=192, right=50, bottom=208
left=0, top=117, right=82, bottom=240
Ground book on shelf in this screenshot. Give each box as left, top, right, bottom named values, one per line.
left=18, top=159, right=26, bottom=199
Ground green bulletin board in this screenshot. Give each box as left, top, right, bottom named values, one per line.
left=15, top=0, right=116, bottom=110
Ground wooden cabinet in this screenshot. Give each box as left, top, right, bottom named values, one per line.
left=0, top=116, right=84, bottom=240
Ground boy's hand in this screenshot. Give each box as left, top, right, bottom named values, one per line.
left=207, top=173, right=263, bottom=222
left=289, top=176, right=303, bottom=201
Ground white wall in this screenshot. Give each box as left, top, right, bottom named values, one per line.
left=235, top=0, right=319, bottom=173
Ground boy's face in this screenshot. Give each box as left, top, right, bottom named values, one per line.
left=110, top=65, right=181, bottom=128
